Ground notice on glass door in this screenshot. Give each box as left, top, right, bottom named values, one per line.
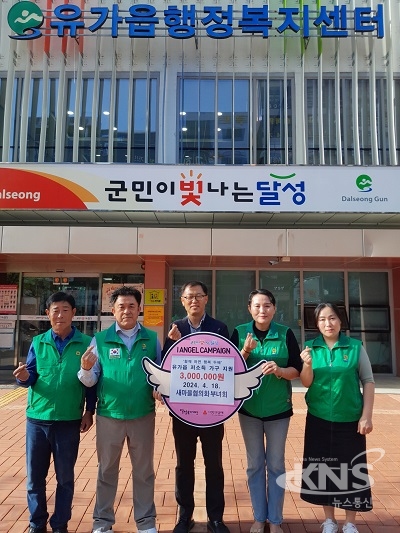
left=0, top=285, right=18, bottom=314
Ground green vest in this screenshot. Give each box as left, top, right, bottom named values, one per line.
left=236, top=321, right=293, bottom=418
left=305, top=333, right=363, bottom=422
left=95, top=324, right=157, bottom=420
left=26, top=328, right=91, bottom=421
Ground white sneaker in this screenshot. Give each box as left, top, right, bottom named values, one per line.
left=138, top=528, right=157, bottom=533
left=321, top=519, right=338, bottom=533
left=342, top=524, right=359, bottom=533
left=92, top=529, right=113, bottom=533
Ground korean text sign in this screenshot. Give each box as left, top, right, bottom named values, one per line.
left=7, top=2, right=384, bottom=40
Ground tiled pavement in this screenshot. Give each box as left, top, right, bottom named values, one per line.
left=1, top=381, right=400, bottom=533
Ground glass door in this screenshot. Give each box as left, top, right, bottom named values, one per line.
left=18, top=275, right=100, bottom=360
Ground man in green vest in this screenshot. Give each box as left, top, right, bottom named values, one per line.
left=13, top=291, right=95, bottom=533
left=78, top=285, right=161, bottom=533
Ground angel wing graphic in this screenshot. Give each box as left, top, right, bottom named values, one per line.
left=234, top=360, right=265, bottom=400
left=142, top=358, right=171, bottom=397
left=142, top=357, right=265, bottom=400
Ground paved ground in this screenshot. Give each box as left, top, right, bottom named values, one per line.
left=0, top=379, right=399, bottom=533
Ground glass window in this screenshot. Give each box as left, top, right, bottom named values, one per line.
left=178, top=78, right=250, bottom=165
left=303, top=271, right=345, bottom=341
left=0, top=273, right=20, bottom=372
left=340, top=78, right=354, bottom=165
left=217, top=79, right=233, bottom=164
left=376, top=78, right=389, bottom=165
left=19, top=276, right=100, bottom=359
left=80, top=78, right=94, bottom=161
left=0, top=78, right=6, bottom=161
left=215, top=271, right=256, bottom=336
left=64, top=77, right=157, bottom=163
left=171, top=271, right=212, bottom=323
left=303, top=271, right=345, bottom=305
left=100, top=274, right=145, bottom=327
left=395, top=79, right=400, bottom=162
left=357, top=79, right=388, bottom=165
left=9, top=78, right=22, bottom=162
left=131, top=78, right=157, bottom=164
left=348, top=272, right=389, bottom=305
left=46, top=78, right=58, bottom=162
left=307, top=78, right=342, bottom=164
left=257, top=79, right=293, bottom=164
left=349, top=306, right=390, bottom=332
left=64, top=78, right=77, bottom=162
left=306, top=79, right=319, bottom=164
left=351, top=331, right=392, bottom=373
left=96, top=78, right=111, bottom=162
left=102, top=273, right=144, bottom=285
left=217, top=79, right=250, bottom=164
left=179, top=78, right=214, bottom=165
left=358, top=79, right=372, bottom=165
left=323, top=79, right=337, bottom=165
left=114, top=78, right=129, bottom=163
left=347, top=272, right=392, bottom=372
left=308, top=77, right=389, bottom=165
left=26, top=78, right=59, bottom=162
left=26, top=79, right=42, bottom=161
left=259, top=271, right=301, bottom=343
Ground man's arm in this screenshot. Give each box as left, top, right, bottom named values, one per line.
left=13, top=343, right=39, bottom=387
left=80, top=383, right=97, bottom=432
left=161, top=322, right=183, bottom=359
left=219, top=323, right=230, bottom=340
left=78, top=339, right=101, bottom=387
left=162, top=336, right=174, bottom=359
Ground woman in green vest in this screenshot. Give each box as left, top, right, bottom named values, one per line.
left=230, top=289, right=303, bottom=533
left=299, top=303, right=375, bottom=533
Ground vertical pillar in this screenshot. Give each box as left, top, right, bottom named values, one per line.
left=142, top=260, right=169, bottom=345
left=392, top=268, right=400, bottom=376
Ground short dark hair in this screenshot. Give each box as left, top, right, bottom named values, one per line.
left=46, top=292, right=76, bottom=310
left=248, top=289, right=276, bottom=306
left=180, top=281, right=208, bottom=296
left=314, top=302, right=342, bottom=326
left=110, top=285, right=141, bottom=306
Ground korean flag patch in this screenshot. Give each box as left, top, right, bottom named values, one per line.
left=109, top=348, right=121, bottom=359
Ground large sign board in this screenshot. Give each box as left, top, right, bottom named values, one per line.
left=142, top=332, right=265, bottom=427
left=0, top=164, right=397, bottom=214
left=7, top=2, right=384, bottom=41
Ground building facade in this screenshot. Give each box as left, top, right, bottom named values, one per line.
left=0, top=0, right=400, bottom=377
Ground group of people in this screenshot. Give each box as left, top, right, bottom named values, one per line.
left=13, top=281, right=375, bottom=533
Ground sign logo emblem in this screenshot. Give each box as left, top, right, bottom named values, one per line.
left=8, top=2, right=44, bottom=39
left=356, top=174, right=373, bottom=192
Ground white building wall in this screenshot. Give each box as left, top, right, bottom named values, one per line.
left=1, top=0, right=398, bottom=165
left=2, top=226, right=400, bottom=258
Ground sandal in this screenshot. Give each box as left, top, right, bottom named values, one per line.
left=250, top=521, right=265, bottom=533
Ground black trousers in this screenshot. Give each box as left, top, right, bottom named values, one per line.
left=172, top=416, right=225, bottom=521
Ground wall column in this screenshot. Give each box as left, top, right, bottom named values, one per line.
left=392, top=268, right=400, bottom=376
left=142, top=260, right=169, bottom=345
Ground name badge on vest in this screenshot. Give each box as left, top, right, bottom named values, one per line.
left=109, top=348, right=121, bottom=359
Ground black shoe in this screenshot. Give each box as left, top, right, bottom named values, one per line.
left=173, top=517, right=195, bottom=533
left=207, top=521, right=230, bottom=533
left=28, top=528, right=47, bottom=533
left=52, top=529, right=68, bottom=533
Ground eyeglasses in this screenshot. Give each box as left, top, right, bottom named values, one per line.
left=182, top=294, right=206, bottom=301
